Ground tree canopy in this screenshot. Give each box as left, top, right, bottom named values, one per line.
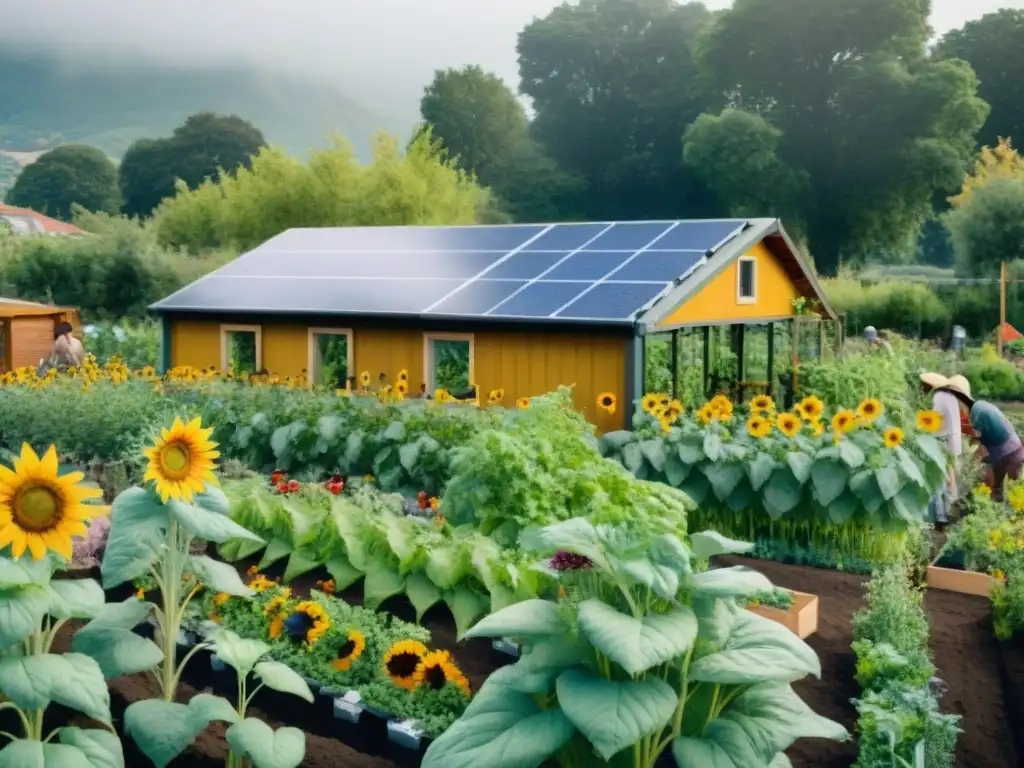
left=4, top=144, right=120, bottom=220
left=945, top=175, right=1024, bottom=276
left=935, top=10, right=1024, bottom=152
left=153, top=130, right=489, bottom=252
left=119, top=111, right=266, bottom=218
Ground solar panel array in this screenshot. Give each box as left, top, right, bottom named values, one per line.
left=155, top=219, right=749, bottom=323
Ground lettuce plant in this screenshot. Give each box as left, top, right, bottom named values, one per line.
left=422, top=519, right=847, bottom=767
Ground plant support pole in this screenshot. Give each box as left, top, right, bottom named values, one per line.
left=1000, top=260, right=1007, bottom=357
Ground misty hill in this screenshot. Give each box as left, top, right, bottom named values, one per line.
left=0, top=51, right=397, bottom=164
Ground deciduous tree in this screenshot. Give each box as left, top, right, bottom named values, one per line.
left=945, top=176, right=1024, bottom=275
left=5, top=144, right=119, bottom=220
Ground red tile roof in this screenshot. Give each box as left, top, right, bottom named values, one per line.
left=0, top=204, right=85, bottom=235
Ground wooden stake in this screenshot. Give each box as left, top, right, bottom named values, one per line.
left=1000, top=260, right=1007, bottom=357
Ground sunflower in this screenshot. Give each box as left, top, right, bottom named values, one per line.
left=750, top=394, right=774, bottom=413
left=883, top=427, right=904, bottom=448
left=248, top=574, right=276, bottom=593
left=797, top=395, right=825, bottom=422
left=412, top=650, right=471, bottom=697
left=709, top=395, right=733, bottom=420
left=777, top=412, right=802, bottom=438
left=142, top=416, right=220, bottom=504
left=332, top=629, right=366, bottom=672
left=641, top=393, right=660, bottom=413
left=281, top=600, right=331, bottom=646
left=397, top=369, right=409, bottom=382
left=359, top=371, right=371, bottom=387
left=384, top=639, right=429, bottom=690
left=856, top=398, right=884, bottom=423
left=662, top=400, right=684, bottom=422
left=435, top=388, right=453, bottom=402
left=0, top=443, right=107, bottom=560
left=263, top=589, right=292, bottom=616
left=697, top=404, right=715, bottom=425
left=395, top=380, right=409, bottom=397
left=812, top=420, right=826, bottom=438
left=517, top=397, right=531, bottom=409
left=831, top=409, right=857, bottom=435
left=658, top=415, right=673, bottom=433
left=488, top=388, right=505, bottom=404
left=747, top=415, right=772, bottom=438
left=915, top=410, right=942, bottom=433
left=597, top=392, right=617, bottom=414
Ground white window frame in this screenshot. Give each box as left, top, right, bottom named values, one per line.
left=736, top=257, right=757, bottom=304
left=220, top=324, right=262, bottom=372
left=423, top=332, right=475, bottom=394
left=307, top=327, right=354, bottom=390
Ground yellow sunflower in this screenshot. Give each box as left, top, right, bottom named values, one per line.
left=332, top=629, right=366, bottom=672
left=797, top=395, right=825, bottom=422
left=281, top=600, right=331, bottom=646
left=359, top=371, right=371, bottom=387
left=263, top=589, right=292, bottom=616
left=641, top=393, right=660, bottom=413
left=709, top=394, right=733, bottom=420
left=435, top=388, right=453, bottom=402
left=812, top=420, right=826, bottom=438
left=856, top=398, right=884, bottom=423
left=248, top=574, right=277, bottom=593
left=517, top=397, right=531, bottom=409
left=395, top=380, right=409, bottom=396
left=397, top=369, right=409, bottom=382
left=776, top=412, right=802, bottom=438
left=658, top=415, right=673, bottom=433
left=597, top=392, right=617, bottom=414
left=662, top=400, right=684, bottom=422
left=747, top=415, right=772, bottom=438
left=697, top=404, right=715, bottom=425
left=384, top=639, right=429, bottom=690
left=142, top=417, right=219, bottom=504
left=488, top=388, right=505, bottom=404
left=915, top=410, right=942, bottom=434
left=883, top=427, right=904, bottom=448
left=0, top=443, right=107, bottom=560
left=411, top=650, right=471, bottom=697
left=831, top=409, right=857, bottom=435
left=750, top=394, right=774, bottom=413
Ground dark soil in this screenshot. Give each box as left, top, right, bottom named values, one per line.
left=718, top=555, right=1021, bottom=768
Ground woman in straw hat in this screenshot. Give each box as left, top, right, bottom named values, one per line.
left=920, top=372, right=965, bottom=523
left=938, top=375, right=1024, bottom=501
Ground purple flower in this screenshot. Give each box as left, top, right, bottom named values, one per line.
left=549, top=551, right=592, bottom=572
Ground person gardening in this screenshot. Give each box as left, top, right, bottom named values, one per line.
left=864, top=326, right=894, bottom=355
left=50, top=321, right=85, bottom=369
left=920, top=372, right=965, bottom=524
left=941, top=375, right=1024, bottom=501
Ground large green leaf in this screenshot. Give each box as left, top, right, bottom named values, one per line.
left=621, top=442, right=644, bottom=473
left=577, top=600, right=697, bottom=675
left=195, top=485, right=230, bottom=517
left=690, top=567, right=772, bottom=599
left=219, top=538, right=266, bottom=563
left=663, top=452, right=691, bottom=487
left=690, top=608, right=821, bottom=684
left=168, top=500, right=264, bottom=545
left=281, top=547, right=320, bottom=583
left=47, top=579, right=105, bottom=619
left=406, top=573, right=444, bottom=621
left=0, top=586, right=54, bottom=650
left=746, top=453, right=778, bottom=491
left=639, top=440, right=666, bottom=472
left=0, top=558, right=55, bottom=589
left=703, top=431, right=724, bottom=462
left=258, top=538, right=292, bottom=569
left=785, top=452, right=813, bottom=484
left=677, top=437, right=704, bottom=464
left=212, top=629, right=270, bottom=677
left=324, top=555, right=363, bottom=591
left=72, top=626, right=163, bottom=680
left=464, top=599, right=567, bottom=640
left=0, top=741, right=92, bottom=768
left=0, top=653, right=111, bottom=723
left=672, top=729, right=761, bottom=768
left=874, top=466, right=903, bottom=501
left=826, top=491, right=859, bottom=525
left=555, top=669, right=676, bottom=760
left=362, top=556, right=406, bottom=608
left=446, top=587, right=494, bottom=639
left=124, top=694, right=239, bottom=768
left=914, top=434, right=947, bottom=469
left=518, top=518, right=609, bottom=571
left=763, top=469, right=802, bottom=514
left=836, top=440, right=865, bottom=468
left=420, top=677, right=575, bottom=768
left=705, top=463, right=746, bottom=501
left=809, top=460, right=848, bottom=507
left=895, top=447, right=926, bottom=486
left=690, top=531, right=753, bottom=560
left=225, top=719, right=305, bottom=768
left=101, top=487, right=168, bottom=589
left=495, top=639, right=588, bottom=694
left=850, top=470, right=885, bottom=514
left=58, top=727, right=125, bottom=768
left=680, top=471, right=710, bottom=505
left=189, top=555, right=254, bottom=597
left=254, top=661, right=314, bottom=702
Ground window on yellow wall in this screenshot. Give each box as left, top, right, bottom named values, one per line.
left=220, top=325, right=261, bottom=374
left=308, top=328, right=352, bottom=389
left=424, top=333, right=474, bottom=397
left=737, top=257, right=757, bottom=304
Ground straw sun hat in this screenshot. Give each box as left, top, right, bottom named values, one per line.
left=919, top=372, right=973, bottom=404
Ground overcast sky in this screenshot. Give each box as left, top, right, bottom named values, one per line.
left=0, top=0, right=1018, bottom=121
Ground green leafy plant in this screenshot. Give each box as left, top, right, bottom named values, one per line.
left=422, top=519, right=847, bottom=767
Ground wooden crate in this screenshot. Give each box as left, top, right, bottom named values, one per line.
left=926, top=560, right=995, bottom=597
left=747, top=590, right=819, bottom=639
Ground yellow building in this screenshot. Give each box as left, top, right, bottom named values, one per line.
left=152, top=218, right=836, bottom=430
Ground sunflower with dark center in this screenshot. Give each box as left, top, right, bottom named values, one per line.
left=384, top=640, right=429, bottom=690
left=550, top=551, right=592, bottom=571
left=517, top=397, right=531, bottom=409
left=332, top=629, right=366, bottom=672
left=281, top=601, right=330, bottom=646
left=857, top=398, right=883, bottom=423
left=412, top=650, right=471, bottom=696
left=597, top=392, right=617, bottom=414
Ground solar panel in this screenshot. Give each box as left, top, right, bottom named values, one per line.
left=543, top=251, right=630, bottom=281
left=583, top=222, right=674, bottom=251
left=556, top=282, right=668, bottom=320
left=612, top=251, right=704, bottom=283
left=484, top=252, right=567, bottom=279
left=488, top=281, right=591, bottom=317
left=429, top=280, right=529, bottom=316
left=266, top=224, right=547, bottom=252
left=651, top=220, right=746, bottom=251
left=159, top=276, right=463, bottom=314
left=216, top=250, right=505, bottom=280
left=521, top=223, right=612, bottom=251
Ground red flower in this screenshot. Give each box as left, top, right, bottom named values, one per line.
left=287, top=479, right=300, bottom=492
left=277, top=482, right=288, bottom=493
left=327, top=482, right=342, bottom=495
left=271, top=470, right=286, bottom=484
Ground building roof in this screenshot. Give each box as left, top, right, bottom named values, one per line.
left=0, top=296, right=79, bottom=319
left=0, top=204, right=85, bottom=236
left=151, top=218, right=835, bottom=328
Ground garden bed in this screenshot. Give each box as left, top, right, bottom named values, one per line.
left=927, top=550, right=996, bottom=597
left=716, top=556, right=1021, bottom=768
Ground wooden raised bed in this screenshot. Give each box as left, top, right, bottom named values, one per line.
left=747, top=590, right=819, bottom=638
left=926, top=558, right=996, bottom=597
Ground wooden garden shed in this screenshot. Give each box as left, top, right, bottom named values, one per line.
left=0, top=298, right=80, bottom=372
left=151, top=218, right=836, bottom=430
